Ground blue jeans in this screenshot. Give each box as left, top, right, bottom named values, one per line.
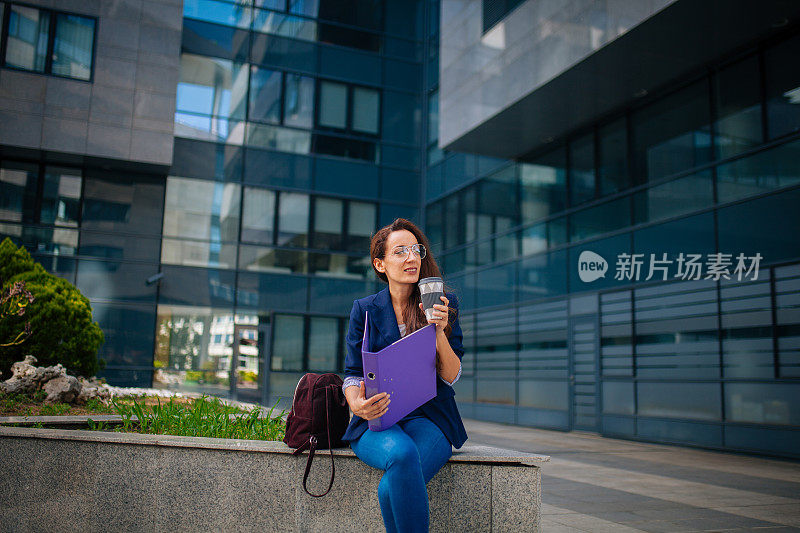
left=350, top=416, right=453, bottom=533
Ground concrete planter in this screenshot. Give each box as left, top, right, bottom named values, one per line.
left=0, top=423, right=548, bottom=532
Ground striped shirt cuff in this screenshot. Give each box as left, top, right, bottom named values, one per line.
left=439, top=362, right=462, bottom=386
left=342, top=376, right=364, bottom=395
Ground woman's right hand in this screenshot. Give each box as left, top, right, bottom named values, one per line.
left=346, top=381, right=390, bottom=420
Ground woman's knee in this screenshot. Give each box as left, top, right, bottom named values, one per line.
left=384, top=438, right=421, bottom=470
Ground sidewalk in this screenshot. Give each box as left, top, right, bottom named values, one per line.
left=463, top=419, right=800, bottom=532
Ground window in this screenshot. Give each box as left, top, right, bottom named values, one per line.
left=253, top=0, right=319, bottom=39
left=175, top=54, right=247, bottom=144
left=569, top=133, right=596, bottom=206
left=40, top=167, right=81, bottom=226
left=249, top=67, right=315, bottom=129
left=317, top=0, right=382, bottom=52
left=765, top=34, right=800, bottom=140
left=271, top=313, right=346, bottom=373
left=308, top=317, right=339, bottom=371
left=318, top=81, right=347, bottom=129
left=427, top=90, right=443, bottom=165
left=312, top=197, right=344, bottom=249
left=631, top=79, right=712, bottom=183
left=309, top=196, right=375, bottom=252
left=1, top=4, right=96, bottom=81
left=520, top=148, right=567, bottom=223
left=277, top=192, right=309, bottom=247
left=0, top=162, right=81, bottom=226
left=713, top=55, right=763, bottom=159
left=241, top=187, right=276, bottom=245
left=271, top=315, right=305, bottom=371
left=316, top=80, right=380, bottom=136
left=346, top=201, right=375, bottom=252
left=598, top=117, right=629, bottom=195
left=352, top=87, right=379, bottom=134
left=161, top=176, right=240, bottom=268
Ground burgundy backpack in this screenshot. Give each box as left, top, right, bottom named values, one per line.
left=283, top=373, right=350, bottom=497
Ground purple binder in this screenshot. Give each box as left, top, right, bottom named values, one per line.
left=362, top=312, right=437, bottom=431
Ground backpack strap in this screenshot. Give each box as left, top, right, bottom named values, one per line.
left=300, top=385, right=337, bottom=498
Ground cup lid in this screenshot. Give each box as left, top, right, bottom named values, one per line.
left=418, top=277, right=443, bottom=284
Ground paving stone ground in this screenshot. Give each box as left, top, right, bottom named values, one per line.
left=463, top=419, right=800, bottom=532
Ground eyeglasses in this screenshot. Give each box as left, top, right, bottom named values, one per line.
left=389, top=244, right=426, bottom=259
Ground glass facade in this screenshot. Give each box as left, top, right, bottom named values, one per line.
left=1, top=0, right=799, bottom=459
left=425, top=25, right=800, bottom=458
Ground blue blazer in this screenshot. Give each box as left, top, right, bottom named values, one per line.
left=341, top=286, right=468, bottom=449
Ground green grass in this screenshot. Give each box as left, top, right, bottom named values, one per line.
left=39, top=402, right=71, bottom=416
left=87, top=394, right=286, bottom=441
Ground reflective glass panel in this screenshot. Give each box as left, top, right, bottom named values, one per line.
left=272, top=314, right=304, bottom=371
left=598, top=117, right=629, bottom=195
left=308, top=317, right=339, bottom=371
left=161, top=238, right=238, bottom=269
left=82, top=172, right=165, bottom=236
left=347, top=201, right=375, bottom=252
left=41, top=167, right=81, bottom=226
left=352, top=87, right=379, bottom=134
left=4, top=5, right=49, bottom=72
left=154, top=306, right=235, bottom=394
left=714, top=55, right=762, bottom=159
left=249, top=67, right=282, bottom=124
left=637, top=382, right=721, bottom=421
left=238, top=245, right=307, bottom=273
left=569, top=133, right=595, bottom=206
left=521, top=148, right=567, bottom=223
left=52, top=13, right=95, bottom=80
left=717, top=138, right=800, bottom=203
left=765, top=34, right=800, bottom=140
left=246, top=123, right=311, bottom=154
left=570, top=196, right=630, bottom=242
left=319, top=81, right=347, bottom=129
left=183, top=0, right=252, bottom=29
left=631, top=79, right=712, bottom=183
left=313, top=197, right=344, bottom=249
left=633, top=170, right=713, bottom=225
left=177, top=54, right=247, bottom=120
left=252, top=9, right=316, bottom=41
left=289, top=0, right=319, bottom=17
left=0, top=162, right=38, bottom=223
left=283, top=73, right=314, bottom=128
left=428, top=89, right=438, bottom=144
left=277, top=192, right=309, bottom=246
left=163, top=177, right=241, bottom=242
left=241, top=186, right=275, bottom=244
left=726, top=383, right=800, bottom=426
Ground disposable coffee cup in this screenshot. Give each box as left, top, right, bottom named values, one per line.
left=418, top=277, right=444, bottom=321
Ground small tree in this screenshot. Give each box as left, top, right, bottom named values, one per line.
left=0, top=238, right=104, bottom=378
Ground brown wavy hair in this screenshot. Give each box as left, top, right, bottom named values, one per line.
left=370, top=218, right=455, bottom=338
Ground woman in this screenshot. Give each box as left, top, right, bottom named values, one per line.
left=341, top=218, right=468, bottom=533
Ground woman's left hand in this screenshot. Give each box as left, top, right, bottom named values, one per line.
left=420, top=295, right=449, bottom=333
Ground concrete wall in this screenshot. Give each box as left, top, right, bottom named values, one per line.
left=439, top=0, right=677, bottom=150
left=0, top=0, right=182, bottom=167
left=0, top=426, right=548, bottom=532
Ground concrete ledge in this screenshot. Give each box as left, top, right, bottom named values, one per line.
left=0, top=425, right=548, bottom=532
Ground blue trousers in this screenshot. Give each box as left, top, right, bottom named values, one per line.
left=350, top=416, right=453, bottom=533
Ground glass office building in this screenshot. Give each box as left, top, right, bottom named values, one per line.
left=0, top=0, right=798, bottom=458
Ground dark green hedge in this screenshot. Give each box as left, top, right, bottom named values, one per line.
left=0, top=238, right=104, bottom=379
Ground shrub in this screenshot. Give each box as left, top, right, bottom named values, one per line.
left=0, top=238, right=105, bottom=379
left=0, top=279, right=34, bottom=347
